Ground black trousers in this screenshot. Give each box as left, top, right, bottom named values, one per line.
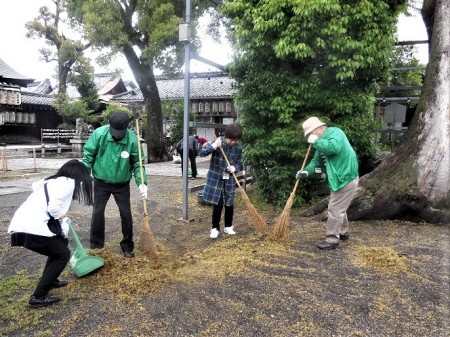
left=24, top=235, right=70, bottom=298
left=212, top=193, right=234, bottom=230
left=180, top=149, right=198, bottom=178
left=90, top=180, right=134, bottom=253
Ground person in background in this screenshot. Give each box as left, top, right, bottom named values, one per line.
left=82, top=111, right=148, bottom=258
left=296, top=117, right=359, bottom=250
left=199, top=124, right=243, bottom=239
left=8, top=160, right=93, bottom=307
left=195, top=135, right=208, bottom=149
left=178, top=135, right=199, bottom=180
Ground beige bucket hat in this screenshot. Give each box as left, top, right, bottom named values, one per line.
left=302, top=117, right=326, bottom=136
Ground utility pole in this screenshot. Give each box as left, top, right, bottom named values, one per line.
left=179, top=0, right=192, bottom=221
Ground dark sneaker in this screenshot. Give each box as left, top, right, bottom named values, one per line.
left=29, top=294, right=61, bottom=308
left=317, top=241, right=339, bottom=250
left=51, top=279, right=68, bottom=289
left=123, top=251, right=135, bottom=258
left=339, top=233, right=350, bottom=241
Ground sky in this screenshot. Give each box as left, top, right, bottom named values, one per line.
left=0, top=0, right=428, bottom=85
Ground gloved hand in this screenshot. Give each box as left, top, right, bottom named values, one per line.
left=227, top=165, right=236, bottom=174
left=212, top=137, right=222, bottom=149
left=307, top=134, right=319, bottom=144
left=296, top=170, right=309, bottom=180
left=307, top=135, right=319, bottom=144
left=138, top=184, right=148, bottom=199
left=60, top=217, right=70, bottom=238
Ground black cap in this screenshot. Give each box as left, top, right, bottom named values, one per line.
left=109, top=111, right=129, bottom=139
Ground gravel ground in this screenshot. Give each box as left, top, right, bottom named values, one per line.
left=0, top=160, right=449, bottom=337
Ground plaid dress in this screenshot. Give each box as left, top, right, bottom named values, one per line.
left=199, top=137, right=243, bottom=206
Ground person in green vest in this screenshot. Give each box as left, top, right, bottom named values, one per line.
left=296, top=117, right=359, bottom=250
left=82, top=111, right=148, bottom=258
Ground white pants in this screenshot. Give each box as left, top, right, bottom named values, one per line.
left=325, top=178, right=359, bottom=243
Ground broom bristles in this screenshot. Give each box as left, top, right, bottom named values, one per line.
left=238, top=188, right=268, bottom=232
left=140, top=214, right=158, bottom=254
left=272, top=179, right=300, bottom=239
left=272, top=144, right=312, bottom=240
left=214, top=139, right=268, bottom=232
left=271, top=191, right=296, bottom=239
left=135, top=118, right=158, bottom=256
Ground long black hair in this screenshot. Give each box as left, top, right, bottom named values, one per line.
left=45, top=159, right=93, bottom=205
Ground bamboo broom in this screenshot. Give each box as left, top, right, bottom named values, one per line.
left=135, top=119, right=158, bottom=255
left=272, top=144, right=312, bottom=240
left=214, top=133, right=268, bottom=232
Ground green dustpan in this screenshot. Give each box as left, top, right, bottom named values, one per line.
left=68, top=223, right=104, bottom=277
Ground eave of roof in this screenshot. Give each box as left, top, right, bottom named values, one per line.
left=112, top=72, right=234, bottom=102
left=0, top=57, right=34, bottom=87
left=21, top=92, right=54, bottom=106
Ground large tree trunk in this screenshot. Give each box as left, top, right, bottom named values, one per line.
left=123, top=45, right=167, bottom=163
left=302, top=0, right=450, bottom=224
left=57, top=59, right=76, bottom=96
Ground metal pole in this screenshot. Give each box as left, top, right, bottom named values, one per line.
left=33, top=148, right=36, bottom=172
left=181, top=0, right=191, bottom=221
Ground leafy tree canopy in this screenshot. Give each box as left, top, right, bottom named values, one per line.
left=66, top=0, right=213, bottom=74
left=26, top=1, right=99, bottom=127
left=26, top=1, right=94, bottom=95
left=65, top=0, right=217, bottom=162
left=222, top=0, right=408, bottom=206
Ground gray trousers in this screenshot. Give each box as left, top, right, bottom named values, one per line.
left=326, top=178, right=359, bottom=243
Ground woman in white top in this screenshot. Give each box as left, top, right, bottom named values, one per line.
left=8, top=159, right=93, bottom=308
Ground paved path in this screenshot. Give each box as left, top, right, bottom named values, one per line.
left=0, top=154, right=210, bottom=195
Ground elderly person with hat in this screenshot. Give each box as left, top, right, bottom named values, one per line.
left=297, top=117, right=359, bottom=250
left=82, top=111, right=148, bottom=258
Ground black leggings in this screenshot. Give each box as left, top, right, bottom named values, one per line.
left=212, top=193, right=234, bottom=230
left=25, top=235, right=70, bottom=298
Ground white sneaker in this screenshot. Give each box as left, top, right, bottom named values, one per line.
left=224, top=226, right=236, bottom=235
left=209, top=228, right=219, bottom=239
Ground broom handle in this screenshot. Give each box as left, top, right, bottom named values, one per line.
left=135, top=119, right=148, bottom=216
left=213, top=132, right=243, bottom=188
left=292, top=143, right=313, bottom=193
left=68, top=223, right=84, bottom=250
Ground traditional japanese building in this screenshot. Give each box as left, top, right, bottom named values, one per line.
left=61, top=72, right=131, bottom=103
left=0, top=57, right=59, bottom=144
left=111, top=72, right=236, bottom=137
left=1, top=53, right=236, bottom=145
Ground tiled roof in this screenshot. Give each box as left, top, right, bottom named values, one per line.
left=23, top=79, right=53, bottom=94
left=112, top=72, right=234, bottom=102
left=124, top=80, right=138, bottom=91
left=56, top=72, right=127, bottom=101
left=2, top=70, right=233, bottom=109
left=0, top=82, right=20, bottom=89
left=21, top=92, right=54, bottom=106
left=95, top=73, right=120, bottom=90
left=112, top=88, right=143, bottom=101
left=0, top=57, right=34, bottom=86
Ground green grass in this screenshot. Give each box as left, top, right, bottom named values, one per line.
left=0, top=270, right=55, bottom=336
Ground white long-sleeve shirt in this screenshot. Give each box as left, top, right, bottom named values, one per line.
left=8, top=177, right=75, bottom=237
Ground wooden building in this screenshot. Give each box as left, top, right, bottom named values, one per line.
left=2, top=54, right=236, bottom=145
left=111, top=72, right=237, bottom=138
left=0, top=57, right=59, bottom=144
